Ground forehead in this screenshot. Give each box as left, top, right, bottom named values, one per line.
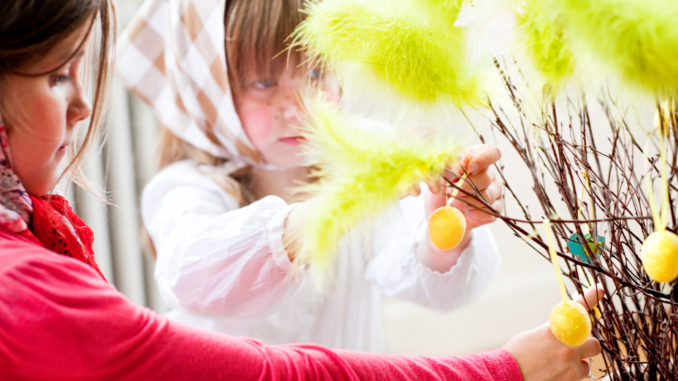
left=243, top=54, right=316, bottom=80
left=22, top=17, right=94, bottom=74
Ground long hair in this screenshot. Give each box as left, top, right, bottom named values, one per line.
left=0, top=0, right=115, bottom=191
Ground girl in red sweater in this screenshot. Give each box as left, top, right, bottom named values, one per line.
left=0, top=0, right=600, bottom=379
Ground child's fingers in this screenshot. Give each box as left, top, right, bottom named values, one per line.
left=445, top=145, right=501, bottom=181
left=574, top=359, right=593, bottom=380
left=450, top=196, right=503, bottom=230
left=453, top=194, right=489, bottom=211
left=450, top=195, right=495, bottom=216
left=573, top=284, right=605, bottom=311
left=451, top=171, right=500, bottom=203
left=478, top=176, right=502, bottom=202
left=463, top=144, right=501, bottom=175
left=459, top=195, right=503, bottom=217
left=467, top=210, right=497, bottom=227
left=453, top=170, right=494, bottom=194
left=425, top=179, right=443, bottom=195
left=491, top=198, right=504, bottom=215
left=453, top=195, right=489, bottom=213
left=576, top=337, right=602, bottom=359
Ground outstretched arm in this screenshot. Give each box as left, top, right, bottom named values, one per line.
left=0, top=241, right=521, bottom=380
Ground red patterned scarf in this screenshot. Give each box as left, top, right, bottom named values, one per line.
left=29, top=194, right=105, bottom=279
left=0, top=120, right=105, bottom=280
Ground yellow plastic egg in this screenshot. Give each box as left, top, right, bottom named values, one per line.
left=428, top=206, right=466, bottom=251
left=641, top=230, right=678, bottom=283
left=549, top=300, right=591, bottom=347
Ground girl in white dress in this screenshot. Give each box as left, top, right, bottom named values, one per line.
left=118, top=0, right=505, bottom=352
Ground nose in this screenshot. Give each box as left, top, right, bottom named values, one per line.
left=280, top=89, right=304, bottom=123
left=67, top=89, right=92, bottom=126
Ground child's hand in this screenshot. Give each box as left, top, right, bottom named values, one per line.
left=447, top=144, right=503, bottom=229
left=502, top=285, right=604, bottom=381
left=422, top=144, right=503, bottom=250
left=415, top=144, right=502, bottom=272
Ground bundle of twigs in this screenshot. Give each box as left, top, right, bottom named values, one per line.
left=448, top=59, right=677, bottom=379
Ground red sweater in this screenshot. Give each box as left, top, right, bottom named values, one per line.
left=0, top=229, right=522, bottom=380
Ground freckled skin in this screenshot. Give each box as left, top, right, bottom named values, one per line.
left=233, top=67, right=340, bottom=168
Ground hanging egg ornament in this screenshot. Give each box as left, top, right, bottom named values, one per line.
left=428, top=206, right=466, bottom=251
left=641, top=230, right=678, bottom=283
left=549, top=300, right=591, bottom=347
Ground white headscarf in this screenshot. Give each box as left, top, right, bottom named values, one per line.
left=117, top=0, right=262, bottom=167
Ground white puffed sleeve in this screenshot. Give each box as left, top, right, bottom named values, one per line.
left=142, top=161, right=304, bottom=319
left=365, top=195, right=501, bottom=312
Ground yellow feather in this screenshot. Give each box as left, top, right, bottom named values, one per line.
left=292, top=0, right=483, bottom=106
left=296, top=99, right=463, bottom=270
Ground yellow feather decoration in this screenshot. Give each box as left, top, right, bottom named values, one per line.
left=515, top=0, right=575, bottom=92
left=515, top=0, right=678, bottom=96
left=292, top=0, right=483, bottom=106
left=296, top=99, right=463, bottom=269
left=557, top=0, right=678, bottom=96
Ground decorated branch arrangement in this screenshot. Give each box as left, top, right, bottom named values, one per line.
left=292, top=0, right=678, bottom=378
left=484, top=1, right=678, bottom=377
left=487, top=63, right=677, bottom=377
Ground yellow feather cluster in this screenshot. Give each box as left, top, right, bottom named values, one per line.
left=560, top=0, right=678, bottom=96
left=516, top=0, right=678, bottom=96
left=296, top=99, right=462, bottom=269
left=516, top=0, right=575, bottom=92
left=292, top=0, right=483, bottom=106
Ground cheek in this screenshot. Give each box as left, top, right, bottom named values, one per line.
left=240, top=103, right=277, bottom=143
left=10, top=92, right=67, bottom=144
left=29, top=94, right=65, bottom=130
left=7, top=136, right=45, bottom=187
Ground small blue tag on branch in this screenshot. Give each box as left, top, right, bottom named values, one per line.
left=567, top=233, right=604, bottom=263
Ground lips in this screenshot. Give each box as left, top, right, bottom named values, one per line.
left=279, top=136, right=307, bottom=146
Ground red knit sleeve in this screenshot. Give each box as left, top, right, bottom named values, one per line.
left=0, top=235, right=521, bottom=381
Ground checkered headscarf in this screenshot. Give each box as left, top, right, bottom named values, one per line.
left=118, top=0, right=262, bottom=165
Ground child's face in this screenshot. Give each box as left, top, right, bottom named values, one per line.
left=1, top=21, right=92, bottom=196
left=233, top=65, right=339, bottom=168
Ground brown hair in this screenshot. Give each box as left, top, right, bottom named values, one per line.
left=157, top=128, right=254, bottom=204
left=225, top=0, right=306, bottom=93
left=0, top=0, right=115, bottom=191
